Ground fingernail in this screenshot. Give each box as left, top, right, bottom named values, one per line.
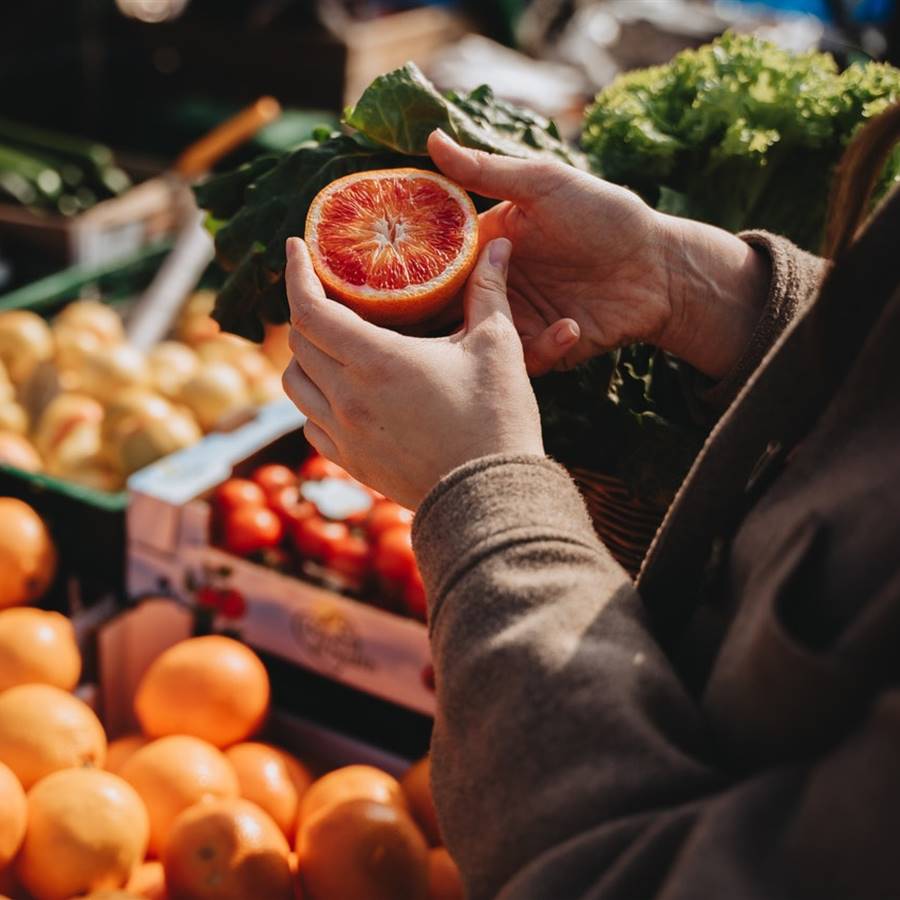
left=555, top=320, right=580, bottom=345
left=432, top=128, right=451, bottom=143
left=286, top=237, right=302, bottom=259
left=489, top=238, right=511, bottom=269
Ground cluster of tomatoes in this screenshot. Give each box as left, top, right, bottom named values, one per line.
left=212, top=455, right=426, bottom=620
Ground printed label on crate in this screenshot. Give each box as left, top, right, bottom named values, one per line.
left=181, top=546, right=435, bottom=717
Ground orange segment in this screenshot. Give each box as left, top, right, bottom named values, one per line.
left=305, top=169, right=478, bottom=326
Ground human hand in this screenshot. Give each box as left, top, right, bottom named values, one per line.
left=281, top=236, right=543, bottom=510
left=428, top=131, right=770, bottom=380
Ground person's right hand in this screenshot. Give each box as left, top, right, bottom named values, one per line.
left=428, top=130, right=769, bottom=380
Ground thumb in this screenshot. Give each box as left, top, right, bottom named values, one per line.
left=428, top=130, right=548, bottom=204
left=464, top=239, right=513, bottom=332
left=522, top=319, right=581, bottom=376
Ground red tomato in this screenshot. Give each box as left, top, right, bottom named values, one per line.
left=252, top=463, right=298, bottom=496
left=222, top=505, right=284, bottom=556
left=195, top=585, right=221, bottom=609
left=218, top=588, right=247, bottom=619
left=298, top=454, right=348, bottom=482
left=374, top=526, right=417, bottom=583
left=215, top=478, right=266, bottom=514
left=367, top=501, right=414, bottom=541
left=268, top=485, right=317, bottom=529
left=325, top=534, right=372, bottom=581
left=403, top=567, right=427, bottom=620
left=292, top=515, right=349, bottom=561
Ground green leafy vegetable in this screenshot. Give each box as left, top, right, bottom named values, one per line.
left=582, top=32, right=900, bottom=250
left=194, top=63, right=583, bottom=340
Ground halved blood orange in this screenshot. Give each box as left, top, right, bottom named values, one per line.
left=305, top=168, right=478, bottom=326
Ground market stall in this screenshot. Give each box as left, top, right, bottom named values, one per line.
left=0, top=1, right=898, bottom=898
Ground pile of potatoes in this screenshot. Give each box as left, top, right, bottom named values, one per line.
left=0, top=292, right=287, bottom=492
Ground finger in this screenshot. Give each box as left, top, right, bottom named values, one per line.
left=523, top=319, right=581, bottom=376
left=288, top=327, right=343, bottom=394
left=303, top=419, right=341, bottom=464
left=282, top=360, right=334, bottom=426
left=464, top=238, right=514, bottom=332
left=428, top=130, right=556, bottom=204
left=285, top=237, right=392, bottom=363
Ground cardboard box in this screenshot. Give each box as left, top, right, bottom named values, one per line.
left=0, top=170, right=189, bottom=269
left=127, top=398, right=435, bottom=718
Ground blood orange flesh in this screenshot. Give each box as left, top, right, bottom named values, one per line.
left=305, top=168, right=478, bottom=326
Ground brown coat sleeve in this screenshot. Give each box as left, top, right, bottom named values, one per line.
left=693, top=233, right=828, bottom=414
left=413, top=455, right=900, bottom=900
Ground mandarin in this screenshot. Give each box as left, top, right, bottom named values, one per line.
left=224, top=742, right=313, bottom=841
left=0, top=607, right=81, bottom=692
left=105, top=734, right=149, bottom=776
left=299, top=765, right=406, bottom=828
left=134, top=636, right=269, bottom=748
left=0, top=498, right=57, bottom=609
left=427, top=847, right=464, bottom=900
left=16, top=768, right=148, bottom=900
left=0, top=761, right=26, bottom=870
left=163, top=797, right=293, bottom=900
left=401, top=756, right=442, bottom=846
left=0, top=684, right=105, bottom=789
left=297, top=799, right=428, bottom=900
left=119, top=735, right=239, bottom=857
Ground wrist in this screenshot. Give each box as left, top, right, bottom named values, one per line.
left=657, top=214, right=771, bottom=379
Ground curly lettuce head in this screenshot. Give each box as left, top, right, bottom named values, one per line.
left=582, top=32, right=900, bottom=250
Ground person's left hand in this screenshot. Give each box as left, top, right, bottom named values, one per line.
left=281, top=236, right=545, bottom=510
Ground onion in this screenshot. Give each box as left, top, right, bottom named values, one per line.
left=0, top=311, right=54, bottom=385
left=53, top=299, right=124, bottom=346
left=174, top=290, right=220, bottom=345
left=147, top=341, right=199, bottom=399
left=178, top=362, right=252, bottom=431
left=0, top=432, right=41, bottom=472
left=78, top=343, right=149, bottom=405
left=0, top=402, right=28, bottom=435
left=34, top=393, right=104, bottom=459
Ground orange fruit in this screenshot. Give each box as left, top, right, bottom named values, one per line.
left=0, top=607, right=81, bottom=692
left=0, top=498, right=57, bottom=609
left=0, top=432, right=41, bottom=473
left=401, top=756, right=441, bottom=846
left=16, top=767, right=148, bottom=900
left=427, top=847, right=464, bottom=900
left=297, top=799, right=428, bottom=900
left=134, top=636, right=270, bottom=748
left=163, top=797, right=293, bottom=900
left=224, top=742, right=313, bottom=841
left=0, top=760, right=26, bottom=870
left=119, top=735, right=239, bottom=857
left=305, top=168, right=478, bottom=326
left=125, top=861, right=166, bottom=900
left=0, top=683, right=106, bottom=789
left=105, top=734, right=149, bottom=776
left=298, top=765, right=407, bottom=829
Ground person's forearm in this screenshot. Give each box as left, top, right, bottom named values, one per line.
left=657, top=215, right=772, bottom=380
left=413, top=455, right=718, bottom=899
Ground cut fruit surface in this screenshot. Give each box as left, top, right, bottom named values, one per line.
left=305, top=168, right=478, bottom=326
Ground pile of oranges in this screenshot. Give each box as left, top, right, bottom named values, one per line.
left=0, top=605, right=461, bottom=900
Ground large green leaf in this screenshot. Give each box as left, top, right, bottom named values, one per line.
left=344, top=63, right=587, bottom=167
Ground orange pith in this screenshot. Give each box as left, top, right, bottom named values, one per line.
left=305, top=168, right=478, bottom=326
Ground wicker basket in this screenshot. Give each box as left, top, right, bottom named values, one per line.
left=568, top=466, right=668, bottom=578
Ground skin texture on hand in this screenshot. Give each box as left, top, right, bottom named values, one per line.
left=428, top=130, right=770, bottom=380
left=281, top=237, right=544, bottom=510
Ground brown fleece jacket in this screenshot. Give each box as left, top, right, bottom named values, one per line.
left=413, top=190, right=900, bottom=900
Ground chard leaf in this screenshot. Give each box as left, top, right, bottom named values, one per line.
left=344, top=62, right=587, bottom=167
